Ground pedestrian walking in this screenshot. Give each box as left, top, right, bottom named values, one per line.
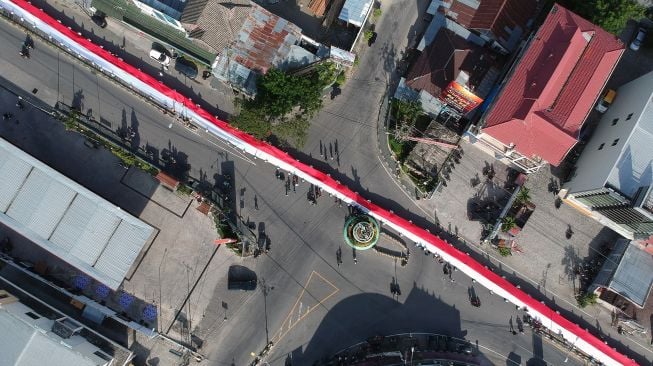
left=254, top=195, right=259, bottom=210
left=329, top=142, right=333, bottom=159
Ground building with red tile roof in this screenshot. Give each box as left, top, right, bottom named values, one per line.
left=470, top=3, right=624, bottom=173
left=404, top=27, right=501, bottom=115
left=440, top=0, right=539, bottom=52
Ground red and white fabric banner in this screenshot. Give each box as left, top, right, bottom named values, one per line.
left=1, top=1, right=636, bottom=364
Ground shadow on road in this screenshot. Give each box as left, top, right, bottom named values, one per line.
left=274, top=283, right=495, bottom=365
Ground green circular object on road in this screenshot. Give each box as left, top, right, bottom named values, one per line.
left=343, top=214, right=380, bottom=250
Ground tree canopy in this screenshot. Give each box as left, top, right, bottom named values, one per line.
left=392, top=99, right=423, bottom=124
left=560, top=0, right=646, bottom=34
left=231, top=63, right=340, bottom=148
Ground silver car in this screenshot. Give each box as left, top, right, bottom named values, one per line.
left=630, top=27, right=647, bottom=51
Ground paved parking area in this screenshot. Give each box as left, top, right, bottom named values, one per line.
left=425, top=140, right=513, bottom=242
left=0, top=86, right=237, bottom=363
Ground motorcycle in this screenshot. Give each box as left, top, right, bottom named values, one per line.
left=19, top=44, right=30, bottom=58
left=24, top=35, right=34, bottom=49
left=471, top=296, right=481, bottom=307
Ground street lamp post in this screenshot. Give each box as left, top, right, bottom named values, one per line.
left=564, top=336, right=579, bottom=363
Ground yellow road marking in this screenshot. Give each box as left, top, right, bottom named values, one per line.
left=271, top=271, right=339, bottom=344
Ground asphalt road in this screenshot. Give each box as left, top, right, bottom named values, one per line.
left=0, top=11, right=586, bottom=366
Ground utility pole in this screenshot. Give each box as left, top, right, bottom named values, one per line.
left=183, top=262, right=193, bottom=343
left=259, top=278, right=273, bottom=345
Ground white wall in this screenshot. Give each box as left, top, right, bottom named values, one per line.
left=565, top=71, right=653, bottom=195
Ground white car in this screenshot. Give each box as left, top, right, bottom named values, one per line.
left=149, top=49, right=170, bottom=68
left=630, top=27, right=647, bottom=51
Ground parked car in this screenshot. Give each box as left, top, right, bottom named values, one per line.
left=595, top=89, right=616, bottom=113
left=174, top=57, right=198, bottom=79
left=149, top=49, right=170, bottom=68
left=630, top=27, right=647, bottom=51
left=227, top=265, right=257, bottom=291
left=91, top=11, right=107, bottom=28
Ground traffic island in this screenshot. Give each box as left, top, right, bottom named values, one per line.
left=343, top=214, right=380, bottom=250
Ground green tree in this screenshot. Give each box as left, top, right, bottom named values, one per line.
left=231, top=105, right=271, bottom=139
left=515, top=186, right=531, bottom=206
left=256, top=68, right=324, bottom=119
left=314, top=61, right=338, bottom=88
left=271, top=116, right=310, bottom=148
left=561, top=0, right=645, bottom=34
left=501, top=216, right=517, bottom=232
left=257, top=69, right=300, bottom=118
left=230, top=68, right=327, bottom=147
left=364, top=30, right=375, bottom=42
left=577, top=292, right=598, bottom=308
left=392, top=99, right=422, bottom=124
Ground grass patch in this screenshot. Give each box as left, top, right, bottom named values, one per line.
left=59, top=112, right=159, bottom=176
left=177, top=184, right=193, bottom=196
left=336, top=72, right=346, bottom=85
left=498, top=247, right=512, bottom=257
left=388, top=134, right=414, bottom=162
left=577, top=292, right=598, bottom=308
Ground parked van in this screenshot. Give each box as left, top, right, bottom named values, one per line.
left=595, top=89, right=616, bottom=113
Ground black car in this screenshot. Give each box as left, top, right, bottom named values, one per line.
left=174, top=57, right=198, bottom=79
left=91, top=11, right=107, bottom=28
left=227, top=265, right=257, bottom=291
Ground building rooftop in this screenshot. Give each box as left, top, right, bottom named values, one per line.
left=92, top=0, right=217, bottom=65
left=180, top=0, right=252, bottom=53
left=338, top=0, right=373, bottom=27
left=0, top=137, right=155, bottom=290
left=481, top=4, right=624, bottom=166
left=212, top=3, right=304, bottom=92
left=0, top=299, right=112, bottom=366
left=592, top=239, right=653, bottom=308
left=605, top=86, right=653, bottom=198
left=137, top=0, right=189, bottom=20
left=442, top=0, right=538, bottom=50
left=406, top=28, right=495, bottom=99
left=231, top=4, right=302, bottom=74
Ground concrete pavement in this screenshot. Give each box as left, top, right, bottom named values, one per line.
left=0, top=4, right=646, bottom=366
left=0, top=16, right=586, bottom=365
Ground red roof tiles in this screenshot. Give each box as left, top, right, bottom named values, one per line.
left=445, top=0, right=538, bottom=46
left=406, top=29, right=487, bottom=98
left=481, top=4, right=624, bottom=166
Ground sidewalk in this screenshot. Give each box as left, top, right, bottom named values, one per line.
left=32, top=0, right=234, bottom=119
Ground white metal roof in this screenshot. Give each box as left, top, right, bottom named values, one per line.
left=0, top=138, right=154, bottom=290
left=0, top=303, right=108, bottom=366
left=338, top=0, right=373, bottom=27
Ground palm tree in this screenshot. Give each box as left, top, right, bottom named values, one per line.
left=515, top=186, right=531, bottom=206
left=501, top=216, right=517, bottom=232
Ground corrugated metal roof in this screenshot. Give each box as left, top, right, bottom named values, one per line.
left=0, top=138, right=154, bottom=290
left=595, top=239, right=653, bottom=308
left=606, top=74, right=653, bottom=198
left=338, top=0, right=373, bottom=27
left=0, top=306, right=100, bottom=366
left=212, top=3, right=303, bottom=92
